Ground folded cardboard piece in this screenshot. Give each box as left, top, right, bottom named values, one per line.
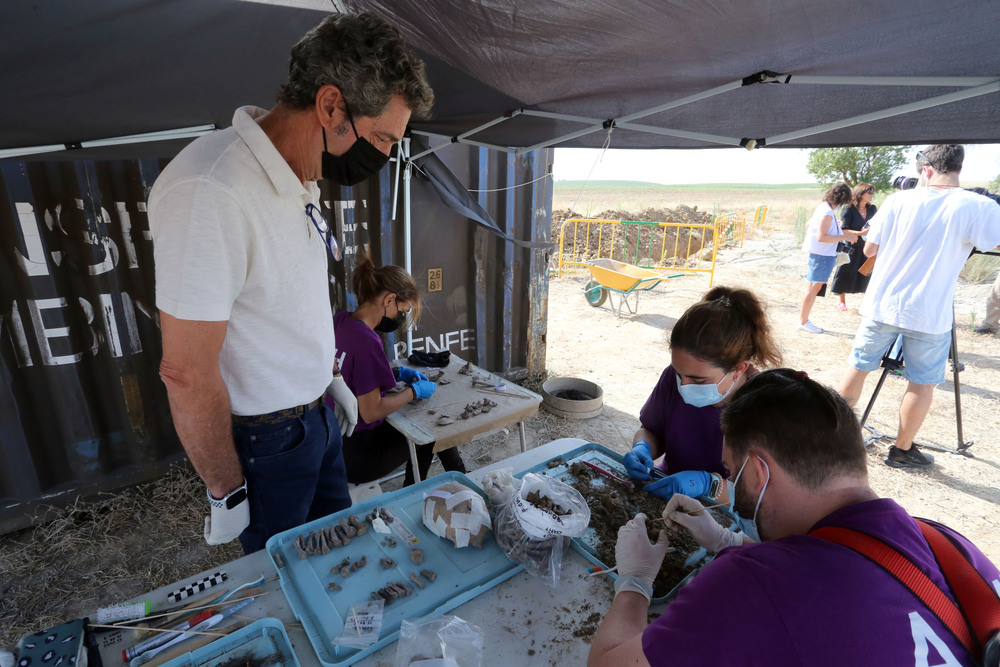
left=858, top=255, right=876, bottom=276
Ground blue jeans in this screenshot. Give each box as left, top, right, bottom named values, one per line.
left=232, top=403, right=351, bottom=553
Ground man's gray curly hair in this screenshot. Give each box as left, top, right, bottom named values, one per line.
left=277, top=12, right=434, bottom=119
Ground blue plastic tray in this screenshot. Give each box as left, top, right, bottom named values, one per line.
left=160, top=618, right=298, bottom=667
left=515, top=442, right=739, bottom=605
left=265, top=471, right=521, bottom=667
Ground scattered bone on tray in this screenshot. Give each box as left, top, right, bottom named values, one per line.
left=458, top=361, right=474, bottom=376
left=410, top=548, right=424, bottom=565
left=350, top=555, right=367, bottom=572
left=273, top=552, right=285, bottom=568
left=371, top=581, right=414, bottom=604
left=381, top=535, right=398, bottom=548
left=328, top=582, right=341, bottom=592
left=379, top=557, right=396, bottom=569
left=420, top=569, right=437, bottom=582
left=426, top=370, right=445, bottom=382
left=408, top=572, right=426, bottom=589
left=547, top=458, right=565, bottom=469
left=435, top=415, right=454, bottom=426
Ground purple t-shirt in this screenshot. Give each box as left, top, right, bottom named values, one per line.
left=326, top=311, right=396, bottom=432
left=638, top=366, right=727, bottom=476
left=643, top=498, right=1000, bottom=666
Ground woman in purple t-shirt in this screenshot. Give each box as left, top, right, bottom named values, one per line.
left=328, top=254, right=465, bottom=485
left=622, top=286, right=781, bottom=501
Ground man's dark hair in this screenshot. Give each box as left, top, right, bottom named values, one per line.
left=720, top=369, right=866, bottom=490
left=823, top=184, right=852, bottom=208
left=918, top=145, right=964, bottom=174
left=277, top=12, right=434, bottom=119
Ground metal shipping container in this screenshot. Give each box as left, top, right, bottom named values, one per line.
left=0, top=143, right=553, bottom=533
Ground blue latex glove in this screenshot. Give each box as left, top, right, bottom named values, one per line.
left=622, top=441, right=656, bottom=481
left=394, top=366, right=428, bottom=383
left=644, top=470, right=712, bottom=499
left=409, top=379, right=437, bottom=400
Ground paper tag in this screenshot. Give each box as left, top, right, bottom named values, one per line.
left=385, top=509, right=419, bottom=545
left=372, top=517, right=391, bottom=534
left=96, top=601, right=149, bottom=624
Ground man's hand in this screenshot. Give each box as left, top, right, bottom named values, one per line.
left=393, top=366, right=428, bottom=383
left=622, top=441, right=656, bottom=481
left=613, top=513, right=671, bottom=601
left=204, top=481, right=250, bottom=545
left=327, top=375, right=358, bottom=437
left=661, top=494, right=741, bottom=553
left=643, top=470, right=712, bottom=499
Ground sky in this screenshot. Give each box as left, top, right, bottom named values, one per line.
left=552, top=144, right=1000, bottom=185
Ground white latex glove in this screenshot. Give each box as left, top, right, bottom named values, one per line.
left=204, top=481, right=250, bottom=545
left=662, top=493, right=742, bottom=553
left=327, top=375, right=358, bottom=437
left=612, top=513, right=671, bottom=601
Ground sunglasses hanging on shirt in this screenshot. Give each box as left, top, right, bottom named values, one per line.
left=305, top=203, right=342, bottom=261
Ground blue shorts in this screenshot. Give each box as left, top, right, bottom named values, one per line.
left=806, top=253, right=836, bottom=283
left=849, top=318, right=952, bottom=385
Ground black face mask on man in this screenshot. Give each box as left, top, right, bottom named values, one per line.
left=321, top=104, right=389, bottom=187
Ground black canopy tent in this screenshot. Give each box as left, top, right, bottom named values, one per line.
left=2, top=0, right=999, bottom=161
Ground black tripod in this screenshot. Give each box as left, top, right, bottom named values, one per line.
left=858, top=321, right=974, bottom=456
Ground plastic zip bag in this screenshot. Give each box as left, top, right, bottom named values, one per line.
left=394, top=615, right=483, bottom=667
left=493, top=473, right=590, bottom=586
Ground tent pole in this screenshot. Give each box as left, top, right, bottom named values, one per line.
left=402, top=137, right=414, bottom=357
left=787, top=75, right=998, bottom=87
left=768, top=80, right=1000, bottom=145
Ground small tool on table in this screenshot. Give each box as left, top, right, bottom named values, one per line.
left=580, top=460, right=634, bottom=489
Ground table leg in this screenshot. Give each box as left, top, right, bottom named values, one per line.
left=408, top=438, right=421, bottom=483
left=518, top=421, right=527, bottom=453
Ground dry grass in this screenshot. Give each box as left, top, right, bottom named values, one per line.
left=0, top=465, right=241, bottom=648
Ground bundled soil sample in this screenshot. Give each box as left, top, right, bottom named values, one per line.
left=566, top=462, right=732, bottom=598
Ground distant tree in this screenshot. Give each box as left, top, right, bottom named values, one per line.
left=989, top=173, right=1000, bottom=194
left=806, top=146, right=908, bottom=191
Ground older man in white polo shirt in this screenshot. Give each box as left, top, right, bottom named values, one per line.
left=148, top=13, right=434, bottom=552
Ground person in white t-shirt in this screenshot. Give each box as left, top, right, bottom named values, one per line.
left=148, top=13, right=434, bottom=552
left=838, top=145, right=1000, bottom=469
left=797, top=184, right=859, bottom=334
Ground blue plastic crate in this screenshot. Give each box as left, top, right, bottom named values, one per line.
left=515, top=442, right=740, bottom=605
left=265, top=471, right=521, bottom=667
left=160, top=618, right=298, bottom=667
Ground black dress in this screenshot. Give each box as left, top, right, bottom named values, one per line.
left=830, top=203, right=875, bottom=295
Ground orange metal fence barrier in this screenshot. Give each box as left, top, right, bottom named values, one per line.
left=556, top=218, right=719, bottom=286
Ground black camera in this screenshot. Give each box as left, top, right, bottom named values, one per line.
left=893, top=175, right=919, bottom=190
left=836, top=241, right=855, bottom=255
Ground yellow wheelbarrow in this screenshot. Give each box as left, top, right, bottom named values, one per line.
left=582, top=259, right=682, bottom=316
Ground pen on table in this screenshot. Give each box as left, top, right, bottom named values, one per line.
left=122, top=610, right=213, bottom=662
left=135, top=621, right=249, bottom=667
left=127, top=598, right=255, bottom=667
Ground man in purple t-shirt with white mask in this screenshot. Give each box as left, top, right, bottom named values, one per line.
left=589, top=369, right=1000, bottom=667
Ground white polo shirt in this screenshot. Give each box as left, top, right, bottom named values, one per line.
left=862, top=187, right=1000, bottom=334
left=149, top=106, right=335, bottom=415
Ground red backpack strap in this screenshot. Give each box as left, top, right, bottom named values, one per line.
left=918, top=520, right=1000, bottom=650
left=810, top=525, right=976, bottom=655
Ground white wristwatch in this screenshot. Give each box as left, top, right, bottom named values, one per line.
left=207, top=479, right=248, bottom=510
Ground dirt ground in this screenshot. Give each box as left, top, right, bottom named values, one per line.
left=2, top=185, right=999, bottom=650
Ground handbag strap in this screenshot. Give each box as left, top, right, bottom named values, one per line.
left=809, top=522, right=991, bottom=657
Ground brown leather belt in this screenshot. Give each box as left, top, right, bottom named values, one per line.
left=232, top=396, right=323, bottom=426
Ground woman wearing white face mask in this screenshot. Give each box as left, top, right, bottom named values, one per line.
left=622, top=287, right=782, bottom=503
